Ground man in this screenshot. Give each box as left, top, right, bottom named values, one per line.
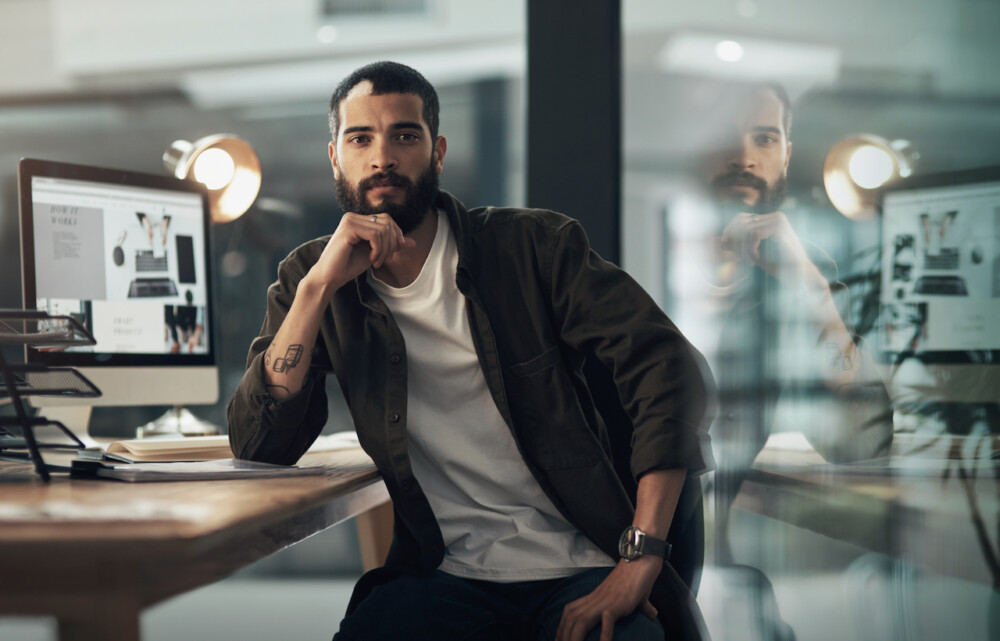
left=227, top=61, right=712, bottom=641
left=698, top=83, right=893, bottom=563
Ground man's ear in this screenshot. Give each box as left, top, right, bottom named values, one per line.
left=783, top=141, right=792, bottom=174
left=433, top=135, right=447, bottom=175
left=328, top=140, right=340, bottom=180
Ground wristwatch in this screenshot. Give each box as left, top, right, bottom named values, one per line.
left=618, top=525, right=671, bottom=562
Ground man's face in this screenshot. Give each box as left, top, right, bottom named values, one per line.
left=329, top=83, right=446, bottom=234
left=704, top=88, right=791, bottom=215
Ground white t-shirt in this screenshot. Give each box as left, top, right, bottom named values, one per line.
left=368, top=211, right=614, bottom=582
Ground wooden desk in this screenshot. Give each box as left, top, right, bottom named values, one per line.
left=733, top=433, right=999, bottom=586
left=0, top=448, right=390, bottom=641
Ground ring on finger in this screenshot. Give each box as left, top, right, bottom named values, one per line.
left=370, top=215, right=378, bottom=223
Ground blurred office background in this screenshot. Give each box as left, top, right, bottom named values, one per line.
left=1, top=1, right=997, bottom=640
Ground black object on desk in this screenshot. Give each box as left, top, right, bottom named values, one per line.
left=0, top=310, right=99, bottom=481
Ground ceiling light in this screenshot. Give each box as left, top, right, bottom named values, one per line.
left=715, top=40, right=744, bottom=62
left=316, top=25, right=338, bottom=44
left=658, top=33, right=839, bottom=86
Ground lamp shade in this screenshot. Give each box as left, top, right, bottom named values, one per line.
left=823, top=134, right=913, bottom=221
left=163, top=134, right=261, bottom=224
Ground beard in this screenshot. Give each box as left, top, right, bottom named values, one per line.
left=710, top=170, right=788, bottom=216
left=335, top=162, right=439, bottom=235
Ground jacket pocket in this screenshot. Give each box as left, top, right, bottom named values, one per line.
left=510, top=345, right=561, bottom=378
left=505, top=345, right=603, bottom=471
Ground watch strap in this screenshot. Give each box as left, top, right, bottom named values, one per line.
left=619, top=525, right=672, bottom=561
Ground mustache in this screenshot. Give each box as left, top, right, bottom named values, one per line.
left=360, top=172, right=411, bottom=191
left=711, top=171, right=767, bottom=192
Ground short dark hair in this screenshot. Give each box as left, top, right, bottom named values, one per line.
left=328, top=61, right=440, bottom=140
left=762, top=82, right=793, bottom=140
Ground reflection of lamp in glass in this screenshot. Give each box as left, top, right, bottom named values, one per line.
left=163, top=134, right=261, bottom=223
left=823, top=134, right=917, bottom=220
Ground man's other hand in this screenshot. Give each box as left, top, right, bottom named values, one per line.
left=555, top=557, right=661, bottom=641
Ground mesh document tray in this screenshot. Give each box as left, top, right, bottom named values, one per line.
left=0, top=311, right=96, bottom=347
left=0, top=417, right=86, bottom=451
left=0, top=365, right=101, bottom=399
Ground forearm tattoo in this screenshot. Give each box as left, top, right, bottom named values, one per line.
left=266, top=344, right=304, bottom=373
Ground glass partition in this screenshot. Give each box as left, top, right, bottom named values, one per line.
left=623, top=1, right=999, bottom=639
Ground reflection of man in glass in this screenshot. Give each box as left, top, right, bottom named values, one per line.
left=699, top=83, right=893, bottom=562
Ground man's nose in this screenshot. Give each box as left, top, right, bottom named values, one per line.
left=371, top=138, right=398, bottom=171
left=726, top=139, right=755, bottom=171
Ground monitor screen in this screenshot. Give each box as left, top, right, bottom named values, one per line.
left=20, top=158, right=214, bottom=364
left=17, top=158, right=219, bottom=432
left=879, top=165, right=1000, bottom=409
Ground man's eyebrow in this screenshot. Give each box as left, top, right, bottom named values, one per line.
left=752, top=125, right=782, bottom=135
left=342, top=125, right=373, bottom=135
left=391, top=121, right=425, bottom=131
left=341, top=122, right=424, bottom=136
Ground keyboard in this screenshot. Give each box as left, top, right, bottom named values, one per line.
left=128, top=278, right=178, bottom=298
left=922, top=248, right=959, bottom=270
left=135, top=250, right=169, bottom=272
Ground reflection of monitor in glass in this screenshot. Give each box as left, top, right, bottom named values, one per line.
left=879, top=166, right=1000, bottom=431
left=18, top=158, right=218, bottom=443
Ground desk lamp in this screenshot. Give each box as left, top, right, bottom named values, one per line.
left=823, top=134, right=917, bottom=220
left=135, top=135, right=262, bottom=438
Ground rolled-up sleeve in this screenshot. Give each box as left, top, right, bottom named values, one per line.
left=546, top=219, right=716, bottom=478
left=226, top=250, right=331, bottom=465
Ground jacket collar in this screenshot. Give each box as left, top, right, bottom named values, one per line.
left=435, top=190, right=475, bottom=280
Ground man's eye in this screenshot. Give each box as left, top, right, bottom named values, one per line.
left=349, top=135, right=370, bottom=144
left=755, top=134, right=775, bottom=145
left=397, top=133, right=418, bottom=142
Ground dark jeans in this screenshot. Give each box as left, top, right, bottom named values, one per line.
left=333, top=567, right=664, bottom=641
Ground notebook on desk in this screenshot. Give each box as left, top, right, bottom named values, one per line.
left=98, top=435, right=233, bottom=463
left=70, top=458, right=327, bottom=482
left=85, top=431, right=364, bottom=464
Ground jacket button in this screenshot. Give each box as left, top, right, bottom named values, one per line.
left=390, top=353, right=401, bottom=364
left=389, top=412, right=400, bottom=423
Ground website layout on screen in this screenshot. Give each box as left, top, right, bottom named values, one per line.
left=881, top=180, right=1000, bottom=353
left=31, top=175, right=210, bottom=355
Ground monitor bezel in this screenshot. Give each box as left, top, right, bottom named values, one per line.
left=18, top=157, right=217, bottom=369
left=877, top=164, right=1000, bottom=364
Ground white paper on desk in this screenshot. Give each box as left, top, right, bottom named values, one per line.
left=95, top=458, right=326, bottom=482
left=308, top=431, right=361, bottom=452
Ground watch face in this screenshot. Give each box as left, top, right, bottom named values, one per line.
left=618, top=526, right=642, bottom=560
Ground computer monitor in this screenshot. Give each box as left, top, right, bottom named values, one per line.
left=17, top=158, right=219, bottom=443
left=879, top=165, right=1000, bottom=430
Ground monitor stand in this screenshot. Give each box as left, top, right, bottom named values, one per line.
left=33, top=405, right=220, bottom=449
left=136, top=406, right=221, bottom=439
